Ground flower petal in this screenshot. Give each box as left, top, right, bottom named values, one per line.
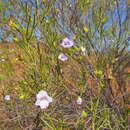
left=36, top=90, right=48, bottom=99
left=35, top=99, right=40, bottom=106
left=47, top=96, right=53, bottom=102
left=39, top=100, right=49, bottom=109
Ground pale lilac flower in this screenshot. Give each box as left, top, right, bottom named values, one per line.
left=58, top=53, right=68, bottom=61
left=35, top=90, right=53, bottom=109
left=76, top=97, right=82, bottom=105
left=4, top=95, right=10, bottom=101
left=60, top=37, right=74, bottom=48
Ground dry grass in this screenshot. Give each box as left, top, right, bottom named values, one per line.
left=0, top=42, right=130, bottom=129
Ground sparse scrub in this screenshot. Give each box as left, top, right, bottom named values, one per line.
left=0, top=0, right=130, bottom=129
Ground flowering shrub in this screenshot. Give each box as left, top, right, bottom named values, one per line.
left=0, top=0, right=130, bottom=129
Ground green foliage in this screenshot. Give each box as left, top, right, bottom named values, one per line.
left=0, top=0, right=130, bottom=129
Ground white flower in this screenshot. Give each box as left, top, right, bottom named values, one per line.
left=60, top=37, right=74, bottom=48
left=76, top=97, right=82, bottom=105
left=58, top=53, right=68, bottom=61
left=80, top=46, right=86, bottom=55
left=80, top=46, right=86, bottom=53
left=1, top=58, right=5, bottom=62
left=4, top=95, right=10, bottom=101
left=9, top=49, right=14, bottom=53
left=35, top=90, right=53, bottom=109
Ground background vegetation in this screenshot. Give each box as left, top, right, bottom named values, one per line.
left=0, top=0, right=130, bottom=129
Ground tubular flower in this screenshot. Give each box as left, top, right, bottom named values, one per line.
left=35, top=90, right=53, bottom=109
left=58, top=53, right=68, bottom=61
left=76, top=97, right=82, bottom=105
left=4, top=95, right=10, bottom=101
left=60, top=37, right=74, bottom=48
